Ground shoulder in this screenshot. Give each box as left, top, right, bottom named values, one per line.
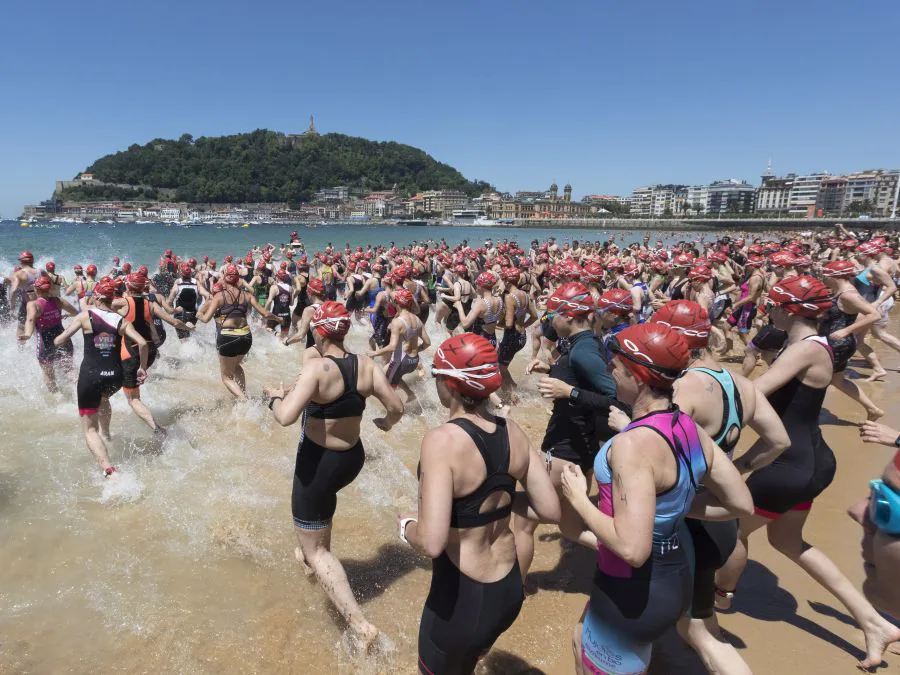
left=421, top=425, right=464, bottom=462
left=609, top=428, right=658, bottom=466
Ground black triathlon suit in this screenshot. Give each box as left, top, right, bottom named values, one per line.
left=77, top=309, right=124, bottom=414
left=214, top=289, right=252, bottom=357
left=818, top=291, right=857, bottom=373
left=173, top=280, right=200, bottom=339
left=417, top=417, right=523, bottom=675
left=745, top=336, right=837, bottom=515
left=292, top=353, right=367, bottom=530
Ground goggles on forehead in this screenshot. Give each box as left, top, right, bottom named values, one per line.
left=310, top=316, right=350, bottom=332
left=869, top=479, right=900, bottom=536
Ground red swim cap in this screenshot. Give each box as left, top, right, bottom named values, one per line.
left=307, top=278, right=325, bottom=296
left=223, top=264, right=240, bottom=284
left=180, top=263, right=192, bottom=278
left=607, top=323, right=689, bottom=390
left=34, top=275, right=52, bottom=292
left=113, top=256, right=121, bottom=265
left=768, top=275, right=832, bottom=318
left=392, top=287, right=414, bottom=309
left=673, top=253, right=693, bottom=268
left=121, top=263, right=132, bottom=274
left=501, top=267, right=520, bottom=284
left=276, top=270, right=290, bottom=282
left=821, top=260, right=856, bottom=279
left=688, top=265, right=712, bottom=282
left=597, top=288, right=633, bottom=316
left=73, top=264, right=83, bottom=273
left=126, top=273, right=148, bottom=292
left=651, top=300, right=711, bottom=350
left=547, top=282, right=594, bottom=318
left=476, top=271, right=497, bottom=289
left=19, top=250, right=34, bottom=263
left=432, top=333, right=501, bottom=399
left=86, top=264, right=98, bottom=276
left=745, top=255, right=765, bottom=267
left=311, top=301, right=351, bottom=338
left=93, top=278, right=118, bottom=300
left=45, top=261, right=56, bottom=273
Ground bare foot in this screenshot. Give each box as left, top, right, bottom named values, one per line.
left=865, top=370, right=888, bottom=383
left=350, top=622, right=379, bottom=655
left=294, top=546, right=314, bottom=577
left=859, top=617, right=900, bottom=669
left=714, top=588, right=734, bottom=611
left=867, top=407, right=885, bottom=422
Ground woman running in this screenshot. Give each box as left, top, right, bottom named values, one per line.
left=285, top=278, right=327, bottom=350
left=439, top=265, right=473, bottom=335
left=264, top=302, right=403, bottom=651
left=401, top=333, right=559, bottom=674
left=196, top=264, right=278, bottom=399
left=650, top=300, right=790, bottom=675
left=18, top=275, right=78, bottom=392
left=714, top=274, right=900, bottom=669
left=819, top=260, right=883, bottom=420
left=368, top=288, right=430, bottom=398
left=52, top=277, right=149, bottom=477
left=459, top=272, right=503, bottom=347
left=561, top=323, right=752, bottom=675
left=497, top=267, right=537, bottom=392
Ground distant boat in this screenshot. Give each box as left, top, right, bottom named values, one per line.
left=241, top=223, right=249, bottom=228
left=20, top=221, right=30, bottom=228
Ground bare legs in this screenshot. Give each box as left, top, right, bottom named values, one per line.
left=219, top=355, right=247, bottom=400
left=676, top=615, right=752, bottom=675
left=716, top=511, right=900, bottom=669
left=123, top=388, right=163, bottom=431
left=857, top=328, right=887, bottom=381
left=81, top=402, right=114, bottom=472
left=294, top=525, right=379, bottom=650
left=829, top=372, right=883, bottom=421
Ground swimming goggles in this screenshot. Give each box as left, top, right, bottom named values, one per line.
left=869, top=479, right=900, bottom=536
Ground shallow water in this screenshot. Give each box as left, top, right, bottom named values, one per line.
left=2, top=223, right=899, bottom=674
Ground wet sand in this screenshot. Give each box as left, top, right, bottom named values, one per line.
left=1, top=315, right=899, bottom=674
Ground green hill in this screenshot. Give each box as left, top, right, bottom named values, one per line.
left=72, top=129, right=492, bottom=203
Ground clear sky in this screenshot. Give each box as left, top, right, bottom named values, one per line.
left=2, top=0, right=898, bottom=217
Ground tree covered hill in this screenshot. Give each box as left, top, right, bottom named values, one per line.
left=76, top=130, right=492, bottom=203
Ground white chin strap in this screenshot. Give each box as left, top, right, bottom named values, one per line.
left=431, top=363, right=497, bottom=392
left=311, top=316, right=350, bottom=334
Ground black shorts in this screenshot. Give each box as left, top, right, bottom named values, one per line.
left=122, top=344, right=158, bottom=390
left=685, top=518, right=738, bottom=619
left=292, top=436, right=365, bottom=529
left=216, top=326, right=252, bottom=357
left=745, top=440, right=837, bottom=516
left=37, top=326, right=73, bottom=364
left=497, top=328, right=527, bottom=366
left=419, top=553, right=523, bottom=675
left=176, top=311, right=196, bottom=340
left=77, top=366, right=123, bottom=415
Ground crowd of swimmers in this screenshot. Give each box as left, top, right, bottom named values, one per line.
left=3, top=224, right=900, bottom=673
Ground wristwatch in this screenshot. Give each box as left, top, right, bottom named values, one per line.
left=399, top=517, right=417, bottom=545
left=893, top=434, right=900, bottom=448
left=569, top=388, right=580, bottom=403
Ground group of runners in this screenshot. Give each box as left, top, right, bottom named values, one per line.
left=4, top=224, right=900, bottom=674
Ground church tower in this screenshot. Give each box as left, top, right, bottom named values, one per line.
left=304, top=115, right=319, bottom=136
left=564, top=183, right=572, bottom=203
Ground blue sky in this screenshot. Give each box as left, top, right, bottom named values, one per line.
left=1, top=0, right=898, bottom=217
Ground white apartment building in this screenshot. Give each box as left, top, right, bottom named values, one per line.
left=630, top=187, right=653, bottom=217
left=788, top=173, right=829, bottom=216
left=686, top=185, right=709, bottom=214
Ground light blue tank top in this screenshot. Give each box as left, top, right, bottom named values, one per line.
left=685, top=367, right=743, bottom=457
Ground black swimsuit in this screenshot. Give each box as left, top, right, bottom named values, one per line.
left=819, top=291, right=857, bottom=372
left=417, top=417, right=524, bottom=675
left=292, top=354, right=367, bottom=529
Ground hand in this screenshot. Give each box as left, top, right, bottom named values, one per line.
left=373, top=417, right=392, bottom=432
left=136, top=368, right=147, bottom=385
left=609, top=405, right=631, bottom=432
left=560, top=464, right=588, bottom=504
left=526, top=358, right=550, bottom=375
left=184, top=322, right=196, bottom=331
left=263, top=382, right=286, bottom=399
left=828, top=330, right=846, bottom=342
left=174, top=307, right=183, bottom=315
left=860, top=420, right=900, bottom=447
left=366, top=350, right=378, bottom=358
left=537, top=377, right=573, bottom=400
left=17, top=333, right=29, bottom=342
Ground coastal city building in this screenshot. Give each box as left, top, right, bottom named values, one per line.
left=756, top=173, right=795, bottom=214
left=788, top=172, right=830, bottom=216
left=706, top=179, right=756, bottom=215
